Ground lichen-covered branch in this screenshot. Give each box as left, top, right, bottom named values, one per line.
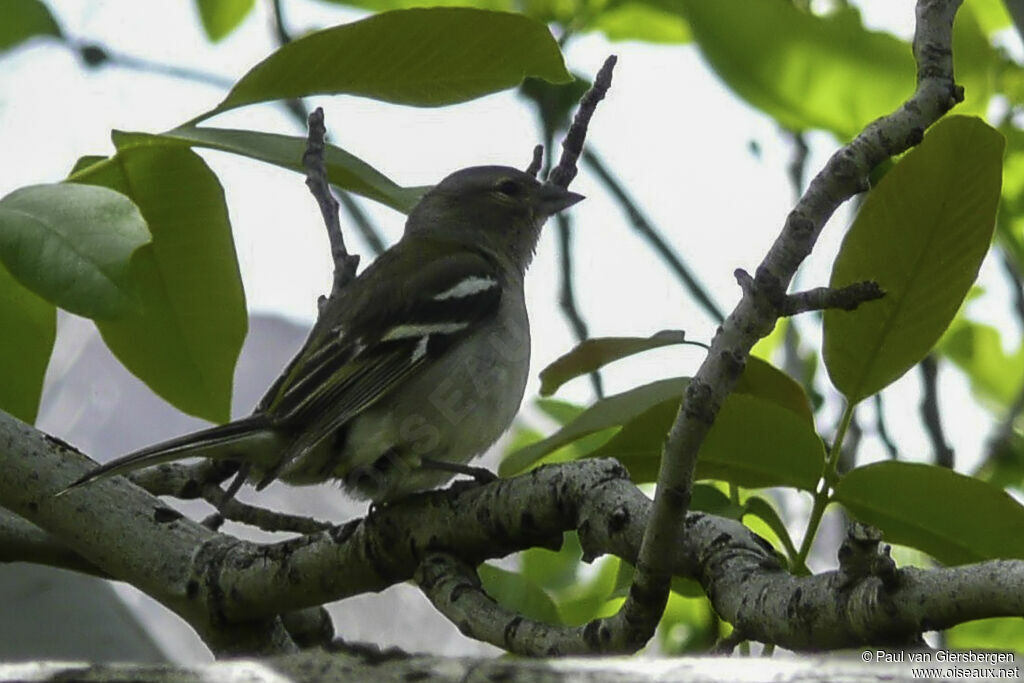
left=3, top=409, right=1022, bottom=655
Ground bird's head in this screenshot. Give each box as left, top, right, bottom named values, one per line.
left=405, top=165, right=584, bottom=273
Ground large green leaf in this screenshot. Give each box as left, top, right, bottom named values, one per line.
left=479, top=563, right=561, bottom=625
left=947, top=618, right=1024, bottom=653
left=70, top=147, right=247, bottom=423
left=111, top=127, right=423, bottom=214
left=506, top=359, right=822, bottom=490
left=968, top=0, right=1012, bottom=35
left=201, top=8, right=571, bottom=119
left=609, top=391, right=823, bottom=491
left=499, top=377, right=686, bottom=476
left=589, top=1, right=691, bottom=44
left=0, top=260, right=55, bottom=423
left=678, top=0, right=912, bottom=139
left=940, top=319, right=1024, bottom=410
left=538, top=330, right=687, bottom=397
left=195, top=0, right=254, bottom=42
left=1, top=0, right=61, bottom=53
left=824, top=116, right=1004, bottom=403
left=0, top=183, right=150, bottom=319
left=834, top=462, right=1024, bottom=565
left=314, top=0, right=512, bottom=9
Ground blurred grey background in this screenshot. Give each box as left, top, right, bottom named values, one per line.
left=1, top=312, right=502, bottom=662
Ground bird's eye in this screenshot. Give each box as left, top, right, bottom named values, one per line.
left=495, top=179, right=522, bottom=197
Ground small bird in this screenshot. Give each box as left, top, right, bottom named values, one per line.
left=62, top=166, right=584, bottom=502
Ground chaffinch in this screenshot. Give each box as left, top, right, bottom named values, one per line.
left=63, top=165, right=584, bottom=502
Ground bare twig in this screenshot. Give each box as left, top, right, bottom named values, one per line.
left=555, top=210, right=603, bottom=398
left=785, top=131, right=810, bottom=202
left=583, top=149, right=725, bottom=323
left=269, top=2, right=387, bottom=256
left=303, top=108, right=360, bottom=297
left=534, top=58, right=620, bottom=399
left=873, top=394, right=900, bottom=459
left=780, top=282, right=885, bottom=316
left=919, top=354, right=954, bottom=468
left=74, top=42, right=235, bottom=89
left=526, top=144, right=544, bottom=177
left=548, top=55, right=616, bottom=189
left=199, top=484, right=332, bottom=534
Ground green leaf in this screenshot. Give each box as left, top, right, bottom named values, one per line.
left=0, top=260, right=55, bottom=423
left=535, top=397, right=585, bottom=425
left=947, top=617, right=1024, bottom=653
left=521, top=532, right=582, bottom=593
left=834, top=462, right=1024, bottom=565
left=610, top=391, right=824, bottom=491
left=743, top=495, right=798, bottom=563
left=679, top=1, right=912, bottom=139
left=734, top=356, right=814, bottom=426
left=203, top=8, right=571, bottom=118
left=589, top=1, right=691, bottom=44
left=690, top=483, right=743, bottom=519
left=594, top=358, right=821, bottom=489
left=966, top=0, right=1012, bottom=35
left=659, top=590, right=715, bottom=654
left=0, top=183, right=150, bottom=319
left=824, top=116, right=1004, bottom=403
left=70, top=147, right=247, bottom=423
left=314, top=0, right=512, bottom=9
left=109, top=127, right=423, bottom=214
left=478, top=563, right=561, bottom=624
left=499, top=377, right=686, bottom=477
left=538, top=330, right=687, bottom=396
left=195, top=0, right=254, bottom=42
left=555, top=556, right=621, bottom=626
left=1, top=0, right=61, bottom=53
left=953, top=5, right=1001, bottom=118
left=69, top=155, right=109, bottom=177
left=940, top=319, right=1024, bottom=410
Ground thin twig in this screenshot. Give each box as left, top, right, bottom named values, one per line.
left=526, top=144, right=544, bottom=177
left=873, top=394, right=899, bottom=459
left=73, top=41, right=235, bottom=89
left=919, top=354, right=954, bottom=468
left=785, top=131, right=810, bottom=202
left=548, top=55, right=616, bottom=189
left=200, top=484, right=332, bottom=534
left=540, top=112, right=602, bottom=396
left=303, top=108, right=360, bottom=297
left=779, top=282, right=885, bottom=315
left=583, top=148, right=725, bottom=323
left=337, top=188, right=387, bottom=256
left=270, top=1, right=388, bottom=256
left=555, top=208, right=603, bottom=398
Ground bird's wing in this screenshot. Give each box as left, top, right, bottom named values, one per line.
left=259, top=244, right=503, bottom=482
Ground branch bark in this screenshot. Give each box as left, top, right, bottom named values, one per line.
left=5, top=410, right=1021, bottom=655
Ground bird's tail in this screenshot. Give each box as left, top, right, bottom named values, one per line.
left=57, top=415, right=275, bottom=495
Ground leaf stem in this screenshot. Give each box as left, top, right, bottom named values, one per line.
left=794, top=400, right=855, bottom=569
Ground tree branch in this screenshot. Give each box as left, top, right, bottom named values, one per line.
left=4, top=409, right=1022, bottom=655
left=619, top=0, right=966, bottom=655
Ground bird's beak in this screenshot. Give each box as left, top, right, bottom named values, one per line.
left=537, top=183, right=585, bottom=217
